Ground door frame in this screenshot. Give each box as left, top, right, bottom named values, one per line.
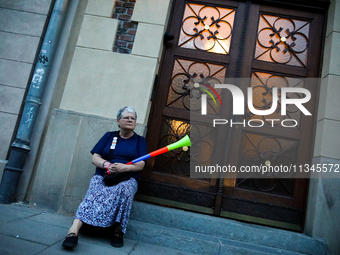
left=138, top=0, right=328, bottom=232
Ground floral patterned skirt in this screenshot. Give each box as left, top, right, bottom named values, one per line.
left=75, top=175, right=138, bottom=233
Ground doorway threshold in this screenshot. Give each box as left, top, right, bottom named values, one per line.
left=135, top=194, right=301, bottom=232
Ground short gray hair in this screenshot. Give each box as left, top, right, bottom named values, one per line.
left=117, top=106, right=137, bottom=120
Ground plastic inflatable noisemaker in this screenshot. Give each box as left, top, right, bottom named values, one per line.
left=126, top=135, right=191, bottom=165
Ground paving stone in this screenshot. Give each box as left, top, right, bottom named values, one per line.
left=29, top=211, right=74, bottom=229
left=0, top=204, right=41, bottom=224
left=37, top=239, right=130, bottom=255
left=0, top=233, right=47, bottom=255
left=0, top=218, right=67, bottom=245
left=131, top=242, right=197, bottom=255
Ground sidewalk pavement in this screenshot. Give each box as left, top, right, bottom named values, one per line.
left=0, top=202, right=195, bottom=255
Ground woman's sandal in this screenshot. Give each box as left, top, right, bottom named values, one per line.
left=111, top=232, right=124, bottom=248
left=62, top=233, right=78, bottom=249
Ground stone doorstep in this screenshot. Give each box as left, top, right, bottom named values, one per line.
left=129, top=201, right=326, bottom=255
left=126, top=219, right=311, bottom=255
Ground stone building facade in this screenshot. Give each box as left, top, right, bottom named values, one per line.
left=0, top=0, right=339, bottom=254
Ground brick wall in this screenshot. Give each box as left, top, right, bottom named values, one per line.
left=112, top=0, right=137, bottom=54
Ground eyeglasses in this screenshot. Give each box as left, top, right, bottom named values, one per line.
left=121, top=116, right=136, bottom=121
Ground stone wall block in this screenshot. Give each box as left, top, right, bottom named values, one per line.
left=306, top=157, right=340, bottom=254
left=85, top=0, right=115, bottom=17
left=131, top=23, right=164, bottom=58
left=0, top=0, right=53, bottom=15
left=0, top=59, right=32, bottom=89
left=76, top=15, right=119, bottom=51
left=317, top=75, right=340, bottom=121
left=328, top=32, right=340, bottom=76
left=321, top=32, right=332, bottom=78
left=0, top=8, right=47, bottom=36
left=60, top=115, right=116, bottom=214
left=326, top=0, right=340, bottom=36
left=313, top=119, right=340, bottom=159
left=0, top=160, right=7, bottom=184
left=60, top=47, right=157, bottom=124
left=322, top=32, right=340, bottom=78
left=334, top=0, right=340, bottom=33
left=0, top=32, right=41, bottom=63
left=132, top=0, right=171, bottom=26
left=0, top=85, right=25, bottom=114
left=0, top=113, right=17, bottom=159
left=30, top=110, right=82, bottom=211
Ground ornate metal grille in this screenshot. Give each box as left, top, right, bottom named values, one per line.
left=236, top=132, right=297, bottom=196
left=153, top=118, right=215, bottom=180
left=178, top=3, right=235, bottom=54
left=246, top=71, right=305, bottom=128
left=166, top=58, right=226, bottom=114
left=255, top=14, right=310, bottom=67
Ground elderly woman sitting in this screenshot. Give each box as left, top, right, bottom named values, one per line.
left=62, top=106, right=147, bottom=248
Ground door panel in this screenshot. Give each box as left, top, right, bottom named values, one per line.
left=221, top=4, right=324, bottom=229
left=139, top=0, right=325, bottom=231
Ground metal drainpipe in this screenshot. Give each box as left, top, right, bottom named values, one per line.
left=0, top=0, right=69, bottom=204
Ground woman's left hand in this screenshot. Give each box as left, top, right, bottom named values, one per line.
left=108, top=163, right=128, bottom=174
left=107, top=161, right=145, bottom=174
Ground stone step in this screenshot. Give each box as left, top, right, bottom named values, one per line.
left=126, top=219, right=309, bottom=255
left=128, top=201, right=326, bottom=255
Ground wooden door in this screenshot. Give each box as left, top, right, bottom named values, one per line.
left=138, top=0, right=325, bottom=231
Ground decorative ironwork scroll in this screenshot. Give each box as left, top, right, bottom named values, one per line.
left=166, top=58, right=226, bottom=114
left=246, top=71, right=305, bottom=128
left=236, top=132, right=297, bottom=196
left=255, top=14, right=310, bottom=67
left=178, top=3, right=235, bottom=54
left=153, top=118, right=215, bottom=180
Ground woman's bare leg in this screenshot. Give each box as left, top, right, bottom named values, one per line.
left=62, top=219, right=83, bottom=248
left=68, top=219, right=83, bottom=235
